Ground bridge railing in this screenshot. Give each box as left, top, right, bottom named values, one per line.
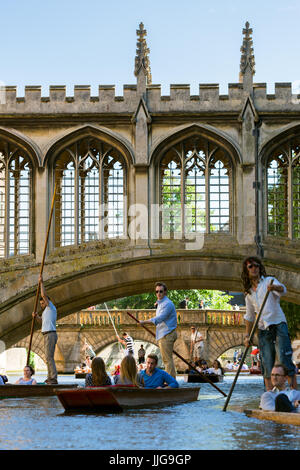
left=62, top=309, right=245, bottom=327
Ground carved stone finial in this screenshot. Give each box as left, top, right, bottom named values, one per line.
left=239, top=21, right=255, bottom=83
left=134, top=22, right=152, bottom=85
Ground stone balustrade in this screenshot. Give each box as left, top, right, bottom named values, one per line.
left=59, top=308, right=245, bottom=328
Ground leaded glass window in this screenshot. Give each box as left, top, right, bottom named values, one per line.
left=160, top=137, right=232, bottom=236
left=266, top=139, right=300, bottom=240
left=54, top=137, right=126, bottom=247
left=292, top=152, right=300, bottom=239
left=267, top=154, right=288, bottom=237
left=0, top=141, right=33, bottom=257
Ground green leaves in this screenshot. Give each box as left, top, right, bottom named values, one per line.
left=98, top=289, right=233, bottom=310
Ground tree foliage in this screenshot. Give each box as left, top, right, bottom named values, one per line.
left=98, top=289, right=233, bottom=310
left=280, top=300, right=300, bottom=340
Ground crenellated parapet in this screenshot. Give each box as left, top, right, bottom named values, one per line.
left=1, top=81, right=300, bottom=115
left=0, top=21, right=299, bottom=116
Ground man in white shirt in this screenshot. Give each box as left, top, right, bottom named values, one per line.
left=190, top=326, right=204, bottom=361
left=242, top=256, right=296, bottom=391
left=32, top=275, right=58, bottom=384
left=260, top=364, right=300, bottom=412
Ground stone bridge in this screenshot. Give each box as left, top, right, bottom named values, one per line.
left=0, top=22, right=299, bottom=349
left=14, top=308, right=249, bottom=373
left=13, top=308, right=300, bottom=373
left=0, top=248, right=299, bottom=349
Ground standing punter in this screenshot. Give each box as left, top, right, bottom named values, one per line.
left=117, top=332, right=134, bottom=356
left=32, top=275, right=58, bottom=385
left=140, top=282, right=177, bottom=378
left=242, top=256, right=297, bottom=391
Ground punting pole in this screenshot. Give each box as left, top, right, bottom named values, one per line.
left=104, top=303, right=124, bottom=356
left=126, top=311, right=227, bottom=398
left=26, top=184, right=57, bottom=366
left=223, top=279, right=274, bottom=412
left=190, top=326, right=198, bottom=362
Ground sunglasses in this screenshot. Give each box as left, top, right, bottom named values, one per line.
left=155, top=289, right=164, bottom=294
left=247, top=263, right=259, bottom=269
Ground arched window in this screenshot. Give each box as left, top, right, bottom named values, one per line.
left=54, top=137, right=126, bottom=247
left=292, top=152, right=300, bottom=239
left=266, top=139, right=300, bottom=240
left=160, top=136, right=232, bottom=236
left=0, top=141, right=33, bottom=257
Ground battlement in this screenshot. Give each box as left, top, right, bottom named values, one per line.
left=0, top=82, right=300, bottom=115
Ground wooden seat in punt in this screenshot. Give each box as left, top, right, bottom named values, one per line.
left=0, top=384, right=78, bottom=399
left=55, top=386, right=200, bottom=412
left=244, top=409, right=300, bottom=426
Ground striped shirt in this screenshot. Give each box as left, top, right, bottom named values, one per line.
left=124, top=335, right=134, bottom=353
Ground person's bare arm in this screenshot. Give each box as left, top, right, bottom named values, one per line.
left=244, top=319, right=253, bottom=347
left=39, top=275, right=49, bottom=306
left=32, top=312, right=42, bottom=322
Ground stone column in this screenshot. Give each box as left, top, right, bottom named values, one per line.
left=238, top=97, right=259, bottom=247
left=34, top=168, right=48, bottom=262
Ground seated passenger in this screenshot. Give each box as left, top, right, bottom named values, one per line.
left=207, top=360, right=224, bottom=378
left=113, top=355, right=143, bottom=387
left=260, top=363, right=300, bottom=413
left=138, top=354, right=179, bottom=389
left=112, top=364, right=120, bottom=376
left=15, top=366, right=37, bottom=385
left=85, top=357, right=112, bottom=387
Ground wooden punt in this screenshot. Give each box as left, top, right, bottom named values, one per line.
left=0, top=383, right=78, bottom=399
left=184, top=373, right=221, bottom=383
left=55, top=386, right=200, bottom=412
left=244, top=409, right=300, bottom=426
left=75, top=373, right=87, bottom=379
left=249, top=368, right=262, bottom=375
left=224, top=370, right=250, bottom=376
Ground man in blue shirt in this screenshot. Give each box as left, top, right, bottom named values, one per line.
left=140, top=282, right=177, bottom=377
left=138, top=354, right=179, bottom=389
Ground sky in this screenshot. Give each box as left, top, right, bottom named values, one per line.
left=1, top=0, right=300, bottom=96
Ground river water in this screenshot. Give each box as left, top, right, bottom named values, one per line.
left=0, top=373, right=299, bottom=450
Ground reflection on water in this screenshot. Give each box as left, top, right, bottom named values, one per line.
left=0, top=374, right=299, bottom=450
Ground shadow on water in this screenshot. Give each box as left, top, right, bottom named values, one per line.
left=0, top=375, right=299, bottom=450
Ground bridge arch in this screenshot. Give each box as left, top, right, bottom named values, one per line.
left=0, top=253, right=299, bottom=349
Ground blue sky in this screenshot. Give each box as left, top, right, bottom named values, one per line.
left=1, top=0, right=300, bottom=96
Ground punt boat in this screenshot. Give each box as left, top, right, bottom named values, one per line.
left=244, top=409, right=300, bottom=426
left=249, top=368, right=262, bottom=375
left=0, top=383, right=78, bottom=399
left=184, top=373, right=221, bottom=383
left=75, top=373, right=87, bottom=379
left=55, top=385, right=200, bottom=412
